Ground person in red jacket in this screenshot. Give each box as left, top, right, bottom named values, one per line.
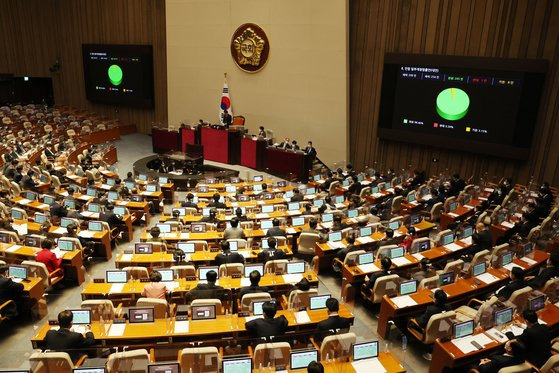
left=35, top=238, right=63, bottom=278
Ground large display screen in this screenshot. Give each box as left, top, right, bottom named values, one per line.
left=82, top=44, right=154, bottom=107
left=378, top=54, right=547, bottom=159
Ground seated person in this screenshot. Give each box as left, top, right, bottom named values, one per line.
left=50, top=195, right=68, bottom=219
left=319, top=171, right=335, bottom=192
left=187, top=270, right=224, bottom=301
left=315, top=298, right=352, bottom=340
left=362, top=257, right=392, bottom=295
left=99, top=204, right=123, bottom=229
left=476, top=340, right=525, bottom=373
left=401, top=227, right=418, bottom=252
left=333, top=233, right=359, bottom=272
left=223, top=217, right=246, bottom=240
left=45, top=310, right=96, bottom=363
left=257, top=237, right=287, bottom=263
left=470, top=223, right=493, bottom=255
left=36, top=238, right=63, bottom=278
left=290, top=188, right=304, bottom=202
left=302, top=204, right=313, bottom=216
left=347, top=175, right=363, bottom=196
left=239, top=270, right=268, bottom=298
left=234, top=207, right=248, bottom=221
left=215, top=240, right=245, bottom=266
left=208, top=193, right=226, bottom=209
left=201, top=208, right=219, bottom=223
left=506, top=309, right=550, bottom=368
left=411, top=258, right=436, bottom=283
left=141, top=271, right=169, bottom=300
left=245, top=300, right=288, bottom=339
left=528, top=252, right=559, bottom=289
left=0, top=265, right=24, bottom=319
left=266, top=218, right=286, bottom=237
left=181, top=193, right=197, bottom=208
left=307, top=362, right=324, bottom=373
left=330, top=215, right=348, bottom=232
left=496, top=267, right=527, bottom=300
left=414, top=289, right=450, bottom=329
left=148, top=226, right=167, bottom=244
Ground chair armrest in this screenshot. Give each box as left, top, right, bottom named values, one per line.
left=333, top=258, right=344, bottom=266
left=74, top=354, right=87, bottom=367
left=0, top=300, right=15, bottom=313
left=309, top=337, right=320, bottom=351
left=248, top=345, right=254, bottom=358
left=280, top=294, right=288, bottom=310
left=49, top=268, right=64, bottom=279
left=114, top=303, right=123, bottom=318
left=466, top=298, right=484, bottom=309
left=407, top=319, right=425, bottom=341
left=525, top=361, right=541, bottom=372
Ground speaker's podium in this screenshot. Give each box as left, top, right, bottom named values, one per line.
left=266, top=147, right=310, bottom=182
left=200, top=126, right=242, bottom=164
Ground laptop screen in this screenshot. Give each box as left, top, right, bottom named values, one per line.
left=177, top=242, right=195, bottom=253
left=352, top=341, right=379, bottom=361
left=388, top=221, right=400, bottom=230
left=42, top=195, right=54, bottom=205
left=288, top=202, right=300, bottom=211
left=252, top=300, right=275, bottom=316
left=25, top=191, right=37, bottom=200
left=495, top=307, right=513, bottom=326
left=439, top=272, right=455, bottom=286
left=360, top=226, right=373, bottom=237
left=135, top=243, right=153, bottom=254
left=24, top=236, right=41, bottom=248
left=129, top=308, right=155, bottom=323
left=292, top=217, right=305, bottom=227
left=313, top=199, right=324, bottom=207
left=328, top=231, right=342, bottom=242
left=309, top=295, right=330, bottom=310
left=86, top=188, right=97, bottom=197
left=191, top=305, right=216, bottom=320
left=113, top=206, right=126, bottom=216
left=347, top=209, right=358, bottom=218
left=11, top=209, right=23, bottom=220
left=146, top=184, right=158, bottom=193
left=9, top=266, right=27, bottom=279
left=399, top=280, right=417, bottom=295
left=107, top=178, right=116, bottom=186
left=390, top=246, right=405, bottom=259
left=63, top=199, right=76, bottom=209
left=139, top=174, right=147, bottom=181
left=334, top=196, right=344, bottom=204
left=408, top=193, right=416, bottom=202
left=58, top=239, right=74, bottom=252
left=106, top=270, right=128, bottom=283
left=290, top=350, right=319, bottom=370
left=147, top=364, right=179, bottom=373
left=529, top=295, right=545, bottom=312
left=34, top=213, right=48, bottom=224
left=306, top=187, right=316, bottom=195
left=523, top=242, right=533, bottom=256
left=157, top=269, right=174, bottom=282
left=501, top=252, right=514, bottom=267
left=125, top=181, right=135, bottom=189
left=70, top=309, right=91, bottom=325
left=157, top=224, right=171, bottom=233
left=244, top=264, right=264, bottom=278
left=358, top=253, right=375, bottom=265
left=228, top=241, right=239, bottom=251
left=61, top=217, right=74, bottom=228
left=322, top=213, right=333, bottom=223
left=260, top=220, right=273, bottom=229
left=441, top=233, right=454, bottom=245
left=199, top=266, right=219, bottom=280
left=222, top=358, right=252, bottom=373
left=158, top=177, right=169, bottom=184
left=88, top=203, right=101, bottom=213
left=416, top=240, right=431, bottom=252
left=462, top=226, right=473, bottom=238
left=226, top=185, right=237, bottom=193
left=88, top=221, right=103, bottom=231
left=287, top=261, right=305, bottom=274
left=453, top=320, right=474, bottom=339
left=253, top=184, right=263, bottom=192
left=261, top=205, right=274, bottom=213
left=449, top=201, right=458, bottom=212
left=473, top=262, right=486, bottom=276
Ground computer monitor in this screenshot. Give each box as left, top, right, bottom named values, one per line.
left=287, top=261, right=305, bottom=274
left=225, top=240, right=237, bottom=252
left=129, top=307, right=155, bottom=323
left=388, top=221, right=400, bottom=230
left=199, top=266, right=219, bottom=280
left=177, top=242, right=195, bottom=254
left=260, top=220, right=273, bottom=229
left=107, top=178, right=116, bottom=186
left=222, top=357, right=252, bottom=373
left=288, top=202, right=300, bottom=211
left=497, top=213, right=506, bottom=224
left=34, top=213, right=48, bottom=224
left=399, top=280, right=417, bottom=296
left=358, top=253, right=375, bottom=265
left=106, top=270, right=128, bottom=283
left=313, top=175, right=321, bottom=182
left=88, top=203, right=101, bottom=213
left=146, top=184, right=158, bottom=192
left=25, top=191, right=37, bottom=201
left=359, top=226, right=373, bottom=237
left=244, top=264, right=264, bottom=278
left=24, top=235, right=41, bottom=247
left=453, top=320, right=474, bottom=339
left=472, top=262, right=487, bottom=277
left=63, top=199, right=76, bottom=209
left=191, top=223, right=206, bottom=233
left=0, top=233, right=10, bottom=243
left=113, top=206, right=126, bottom=216
left=342, top=179, right=350, bottom=187
left=261, top=204, right=274, bottom=213
left=226, top=185, right=237, bottom=193
left=147, top=363, right=179, bottom=373
left=73, top=368, right=106, bottom=373
left=158, top=177, right=169, bottom=184
left=42, top=195, right=54, bottom=205
left=347, top=209, right=358, bottom=218
left=107, top=191, right=119, bottom=202
left=266, top=192, right=277, bottom=200
left=251, top=300, right=275, bottom=316
left=500, top=252, right=514, bottom=267
left=191, top=305, right=216, bottom=320
left=157, top=224, right=171, bottom=233
left=253, top=175, right=263, bottom=182
left=253, top=184, right=263, bottom=192
left=135, top=243, right=153, bottom=254
left=441, top=232, right=454, bottom=246
left=322, top=213, right=333, bottom=223
left=60, top=217, right=74, bottom=228
left=449, top=201, right=458, bottom=212
left=334, top=195, right=344, bottom=204
left=197, top=186, right=209, bottom=193
left=415, top=240, right=431, bottom=252
left=284, top=191, right=294, bottom=199
left=328, top=231, right=342, bottom=242
left=352, top=341, right=379, bottom=362
left=410, top=214, right=421, bottom=224
left=261, top=239, right=270, bottom=249
left=58, top=239, right=74, bottom=252
left=439, top=272, right=456, bottom=286
left=407, top=193, right=416, bottom=202
left=463, top=193, right=472, bottom=205
left=313, top=199, right=324, bottom=207
left=389, top=246, right=405, bottom=259
left=523, top=242, right=533, bottom=256
left=306, top=187, right=316, bottom=195
left=529, top=295, right=546, bottom=312
left=139, top=174, right=148, bottom=181
left=495, top=307, right=514, bottom=326
left=125, top=181, right=135, bottom=189
left=292, top=217, right=305, bottom=227
left=86, top=188, right=97, bottom=197
left=8, top=265, right=27, bottom=279
left=462, top=226, right=474, bottom=238
left=69, top=309, right=91, bottom=325
left=206, top=178, right=216, bottom=184
left=88, top=221, right=103, bottom=232
left=157, top=269, right=174, bottom=282
left=309, top=295, right=331, bottom=310
left=277, top=180, right=287, bottom=187
left=372, top=186, right=379, bottom=194
left=11, top=209, right=23, bottom=220
left=290, top=350, right=319, bottom=370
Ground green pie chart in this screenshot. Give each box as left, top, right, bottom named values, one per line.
left=108, top=64, right=123, bottom=86
left=436, top=87, right=469, bottom=121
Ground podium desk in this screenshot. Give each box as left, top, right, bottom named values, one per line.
left=201, top=127, right=242, bottom=164
left=152, top=128, right=180, bottom=153
left=240, top=137, right=267, bottom=170
left=266, top=147, right=310, bottom=182
left=180, top=127, right=197, bottom=153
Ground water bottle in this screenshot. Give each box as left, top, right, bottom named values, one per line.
left=401, top=335, right=408, bottom=351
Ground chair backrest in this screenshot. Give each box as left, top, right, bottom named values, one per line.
left=254, top=342, right=291, bottom=369
left=226, top=238, right=247, bottom=248
left=81, top=299, right=116, bottom=321
left=359, top=186, right=372, bottom=198
left=509, top=287, right=533, bottom=312
left=540, top=354, right=559, bottom=373
left=435, top=229, right=453, bottom=245
left=497, top=362, right=532, bottom=373
left=477, top=211, right=489, bottom=225
left=328, top=181, right=340, bottom=195
left=190, top=240, right=209, bottom=251
left=391, top=196, right=403, bottom=213
left=490, top=243, right=509, bottom=266
left=444, top=196, right=457, bottom=212
left=372, top=274, right=400, bottom=303
left=343, top=250, right=366, bottom=266
left=298, top=232, right=320, bottom=255
left=123, top=266, right=149, bottom=280
left=21, top=260, right=49, bottom=287
left=29, top=351, right=74, bottom=373
left=376, top=245, right=398, bottom=260
left=145, top=241, right=167, bottom=252
left=106, top=348, right=149, bottom=373
left=423, top=311, right=456, bottom=344
left=179, top=347, right=219, bottom=373
left=232, top=116, right=245, bottom=126
left=471, top=249, right=490, bottom=267
left=0, top=230, right=18, bottom=243
left=191, top=299, right=223, bottom=314
left=136, top=298, right=169, bottom=319
left=241, top=292, right=272, bottom=312
left=273, top=236, right=287, bottom=247
left=287, top=288, right=319, bottom=309
left=541, top=277, right=559, bottom=300
left=442, top=259, right=464, bottom=277
left=541, top=216, right=553, bottom=233
left=430, top=202, right=443, bottom=221
left=527, top=226, right=541, bottom=243
left=418, top=275, right=438, bottom=290
left=264, top=259, right=289, bottom=274
left=171, top=265, right=196, bottom=278
left=219, top=263, right=244, bottom=277
left=410, top=237, right=431, bottom=254
left=320, top=332, right=356, bottom=361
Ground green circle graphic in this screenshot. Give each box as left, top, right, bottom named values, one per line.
left=108, top=64, right=123, bottom=86
left=436, top=87, right=469, bottom=121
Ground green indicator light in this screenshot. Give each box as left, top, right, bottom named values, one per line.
left=436, top=87, right=469, bottom=121
left=108, top=64, right=123, bottom=86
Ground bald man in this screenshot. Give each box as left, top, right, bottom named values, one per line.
left=471, top=223, right=492, bottom=255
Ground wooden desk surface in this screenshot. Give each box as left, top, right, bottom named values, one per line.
left=141, top=229, right=276, bottom=242
left=322, top=353, right=406, bottom=373
left=0, top=242, right=81, bottom=262
left=12, top=197, right=50, bottom=211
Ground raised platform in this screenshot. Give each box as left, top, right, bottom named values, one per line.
left=132, top=155, right=239, bottom=189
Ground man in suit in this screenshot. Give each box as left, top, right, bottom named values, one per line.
left=234, top=207, right=248, bottom=221
left=257, top=126, right=267, bottom=138
left=99, top=204, right=123, bottom=229
left=257, top=237, right=287, bottom=264
left=449, top=173, right=466, bottom=196
left=290, top=188, right=304, bottom=202
left=35, top=239, right=63, bottom=277
left=50, top=195, right=68, bottom=219
left=333, top=233, right=359, bottom=272
left=528, top=252, right=559, bottom=289
left=215, top=241, right=245, bottom=266
left=291, top=140, right=300, bottom=150
left=362, top=257, right=393, bottom=295
left=201, top=208, right=219, bottom=223
left=223, top=217, right=246, bottom=240
left=470, top=223, right=493, bottom=256
left=330, top=215, right=348, bottom=232
left=181, top=193, right=197, bottom=209
left=208, top=193, right=226, bottom=209
left=239, top=270, right=268, bottom=299
left=187, top=270, right=224, bottom=302
left=20, top=170, right=37, bottom=189
left=278, top=137, right=292, bottom=150
left=497, top=267, right=527, bottom=300
left=477, top=340, right=525, bottom=373
left=347, top=175, right=363, bottom=196
left=315, top=298, right=352, bottom=341
left=318, top=171, right=335, bottom=192
left=45, top=310, right=96, bottom=363
left=245, top=301, right=288, bottom=339
left=124, top=172, right=135, bottom=184
left=506, top=309, right=550, bottom=367
left=304, top=141, right=317, bottom=158
left=2, top=160, right=17, bottom=178
left=414, top=289, right=451, bottom=329
left=222, top=109, right=232, bottom=128
left=266, top=218, right=287, bottom=237
left=0, top=265, right=24, bottom=319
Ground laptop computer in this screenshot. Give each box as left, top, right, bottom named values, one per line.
left=222, top=357, right=252, bottom=373
left=69, top=309, right=91, bottom=325
left=352, top=341, right=379, bottom=361
left=191, top=305, right=216, bottom=320
left=147, top=363, right=179, bottom=373
left=106, top=270, right=128, bottom=283
left=129, top=307, right=155, bottom=323
left=309, top=295, right=331, bottom=310
left=290, top=350, right=319, bottom=370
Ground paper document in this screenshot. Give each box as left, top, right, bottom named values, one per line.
left=240, top=278, right=251, bottom=287
left=109, top=284, right=125, bottom=293
left=119, top=254, right=133, bottom=261
left=444, top=243, right=463, bottom=252
left=486, top=328, right=508, bottom=343
left=78, top=231, right=95, bottom=238
left=502, top=325, right=525, bottom=337
left=294, top=311, right=311, bottom=324
left=245, top=316, right=263, bottom=322
left=179, top=233, right=190, bottom=239
left=6, top=245, right=21, bottom=253
left=107, top=323, right=126, bottom=337
left=412, top=253, right=424, bottom=260
left=53, top=227, right=67, bottom=234
left=479, top=197, right=488, bottom=201
left=255, top=213, right=269, bottom=219
left=287, top=228, right=297, bottom=235
left=18, top=198, right=31, bottom=205
left=391, top=257, right=411, bottom=267
left=283, top=274, right=303, bottom=284
left=451, top=333, right=493, bottom=354
left=501, top=221, right=515, bottom=229
left=391, top=295, right=417, bottom=308
left=321, top=222, right=333, bottom=229
left=239, top=251, right=251, bottom=258
left=503, top=263, right=524, bottom=272
left=327, top=242, right=345, bottom=250
left=357, top=236, right=374, bottom=244
left=461, top=237, right=473, bottom=245
left=52, top=249, right=64, bottom=259
left=476, top=273, right=499, bottom=284
left=37, top=204, right=49, bottom=210
left=351, top=358, right=386, bottom=373
left=520, top=257, right=537, bottom=266
left=448, top=212, right=459, bottom=218
left=484, top=188, right=495, bottom=192
left=174, top=320, right=189, bottom=333
left=287, top=210, right=301, bottom=216
left=358, top=263, right=380, bottom=273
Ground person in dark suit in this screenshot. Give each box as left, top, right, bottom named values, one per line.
left=234, top=207, right=248, bottom=221
left=330, top=215, right=348, bottom=232
left=290, top=188, right=304, bottom=202
left=291, top=140, right=300, bottom=150
left=347, top=175, right=363, bottom=196
left=497, top=267, right=527, bottom=300
left=2, top=160, right=17, bottom=179
left=477, top=340, right=525, bottom=373
left=222, top=109, right=232, bottom=128
left=99, top=204, right=123, bottom=229
left=257, top=237, right=287, bottom=264
left=315, top=298, right=352, bottom=341
left=50, top=196, right=69, bottom=219
left=304, top=141, right=317, bottom=158
left=208, top=193, right=226, bottom=209
left=528, top=252, right=559, bottom=289
left=278, top=137, right=292, bottom=150
left=318, top=171, right=335, bottom=192
left=449, top=173, right=466, bottom=196
left=181, top=193, right=197, bottom=209
left=362, top=257, right=393, bottom=295
left=215, top=241, right=245, bottom=266
left=239, top=270, right=268, bottom=299
left=414, top=289, right=451, bottom=329
left=124, top=172, right=135, bottom=184
left=245, top=301, right=288, bottom=339
left=266, top=218, right=287, bottom=237
left=187, top=270, right=224, bottom=302
left=307, top=361, right=324, bottom=373
left=257, top=126, right=266, bottom=138
left=0, top=265, right=24, bottom=319
left=333, top=233, right=358, bottom=272
left=469, top=223, right=493, bottom=255
left=201, top=208, right=219, bottom=223
left=20, top=171, right=37, bottom=189
left=45, top=310, right=96, bottom=363
left=505, top=309, right=550, bottom=368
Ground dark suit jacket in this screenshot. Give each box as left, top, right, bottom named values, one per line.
left=517, top=323, right=551, bottom=367
left=100, top=212, right=123, bottom=228
left=239, top=285, right=269, bottom=299
left=208, top=201, right=227, bottom=209
left=478, top=354, right=523, bottom=373
left=316, top=315, right=352, bottom=335
left=257, top=249, right=287, bottom=264
left=245, top=316, right=288, bottom=338
left=496, top=280, right=528, bottom=300
left=415, top=304, right=451, bottom=329
left=0, top=277, right=24, bottom=317
left=187, top=283, right=225, bottom=301
left=45, top=327, right=96, bottom=362
left=266, top=227, right=287, bottom=237
left=364, top=270, right=391, bottom=290
left=215, top=252, right=245, bottom=266
left=529, top=266, right=559, bottom=289
left=180, top=201, right=198, bottom=208
left=50, top=202, right=68, bottom=218
left=290, top=194, right=304, bottom=202
left=473, top=230, right=493, bottom=250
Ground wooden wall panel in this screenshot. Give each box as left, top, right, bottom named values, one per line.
left=350, top=0, right=559, bottom=186
left=0, top=0, right=167, bottom=134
